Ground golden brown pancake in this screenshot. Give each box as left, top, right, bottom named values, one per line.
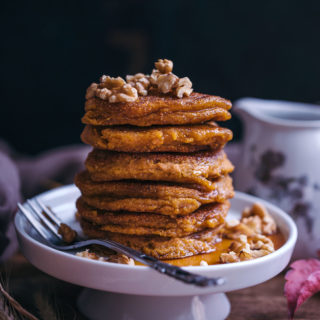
left=81, top=123, right=233, bottom=153
left=75, top=171, right=234, bottom=216
left=80, top=218, right=224, bottom=259
left=82, top=92, right=231, bottom=127
left=85, top=149, right=234, bottom=190
left=76, top=197, right=229, bottom=237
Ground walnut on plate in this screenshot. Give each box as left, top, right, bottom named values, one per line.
left=242, top=202, right=277, bottom=235
left=220, top=202, right=276, bottom=264
left=76, top=249, right=135, bottom=265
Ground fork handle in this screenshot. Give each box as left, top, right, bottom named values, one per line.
left=86, top=239, right=225, bottom=287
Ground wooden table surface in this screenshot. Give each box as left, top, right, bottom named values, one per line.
left=1, top=253, right=319, bottom=320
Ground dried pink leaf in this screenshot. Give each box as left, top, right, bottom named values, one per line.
left=284, top=259, right=320, bottom=319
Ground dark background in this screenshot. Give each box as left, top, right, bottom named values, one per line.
left=1, top=0, right=320, bottom=154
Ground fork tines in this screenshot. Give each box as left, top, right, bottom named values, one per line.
left=19, top=198, right=63, bottom=241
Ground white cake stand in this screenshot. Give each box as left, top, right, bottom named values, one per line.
left=15, top=186, right=297, bottom=320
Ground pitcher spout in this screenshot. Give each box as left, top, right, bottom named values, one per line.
left=233, top=98, right=320, bottom=128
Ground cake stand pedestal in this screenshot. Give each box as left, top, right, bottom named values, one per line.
left=77, top=289, right=230, bottom=320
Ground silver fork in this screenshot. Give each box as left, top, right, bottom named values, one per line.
left=17, top=199, right=225, bottom=287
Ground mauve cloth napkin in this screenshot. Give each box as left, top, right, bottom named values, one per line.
left=0, top=140, right=90, bottom=262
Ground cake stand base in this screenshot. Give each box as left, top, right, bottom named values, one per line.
left=77, top=289, right=230, bottom=320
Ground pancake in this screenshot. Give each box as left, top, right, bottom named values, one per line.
left=85, top=149, right=234, bottom=190
left=75, top=171, right=234, bottom=216
left=76, top=197, right=229, bottom=237
left=81, top=123, right=233, bottom=153
left=82, top=92, right=231, bottom=127
left=80, top=218, right=224, bottom=259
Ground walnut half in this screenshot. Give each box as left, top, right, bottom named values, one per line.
left=155, top=59, right=173, bottom=74
left=126, top=73, right=150, bottom=96
left=86, top=77, right=138, bottom=103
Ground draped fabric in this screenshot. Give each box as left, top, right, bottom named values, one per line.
left=0, top=141, right=90, bottom=262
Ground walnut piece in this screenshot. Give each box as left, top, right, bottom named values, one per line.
left=76, top=249, right=105, bottom=261
left=126, top=73, right=150, bottom=96
left=200, top=260, right=209, bottom=266
left=101, top=76, right=126, bottom=89
left=95, top=87, right=112, bottom=100
left=109, top=84, right=138, bottom=103
left=155, top=59, right=173, bottom=74
left=175, top=77, right=193, bottom=98
left=151, top=60, right=193, bottom=97
left=149, top=68, right=161, bottom=86
left=220, top=202, right=276, bottom=264
left=242, top=202, right=277, bottom=235
left=108, top=254, right=135, bottom=265
left=86, top=75, right=137, bottom=103
left=58, top=223, right=77, bottom=243
left=225, top=219, right=240, bottom=228
left=220, top=251, right=240, bottom=263
left=76, top=249, right=134, bottom=265
left=156, top=73, right=178, bottom=94
left=221, top=228, right=274, bottom=263
left=85, top=83, right=98, bottom=99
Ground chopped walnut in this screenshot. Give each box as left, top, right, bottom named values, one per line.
left=155, top=59, right=173, bottom=74
left=221, top=230, right=274, bottom=263
left=76, top=249, right=135, bottom=265
left=58, top=223, right=77, bottom=243
left=109, top=84, right=138, bottom=103
left=76, top=249, right=105, bottom=261
left=86, top=75, right=137, bottom=103
left=242, top=215, right=262, bottom=234
left=156, top=73, right=179, bottom=94
left=175, top=77, right=193, bottom=98
left=200, top=260, right=208, bottom=266
left=242, top=202, right=276, bottom=235
left=151, top=60, right=193, bottom=97
left=100, top=76, right=126, bottom=89
left=220, top=251, right=240, bottom=263
left=223, top=221, right=256, bottom=239
left=220, top=202, right=276, bottom=264
left=126, top=73, right=150, bottom=96
left=108, top=254, right=135, bottom=265
left=225, top=219, right=240, bottom=228
left=95, top=87, right=112, bottom=100
left=85, top=58, right=193, bottom=101
left=85, top=83, right=98, bottom=99
left=149, top=68, right=161, bottom=86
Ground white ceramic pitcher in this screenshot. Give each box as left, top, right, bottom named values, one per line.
left=233, top=98, right=320, bottom=259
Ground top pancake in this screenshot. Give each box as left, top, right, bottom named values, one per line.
left=82, top=92, right=231, bottom=127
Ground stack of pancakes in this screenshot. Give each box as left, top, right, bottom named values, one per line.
left=76, top=92, right=234, bottom=260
